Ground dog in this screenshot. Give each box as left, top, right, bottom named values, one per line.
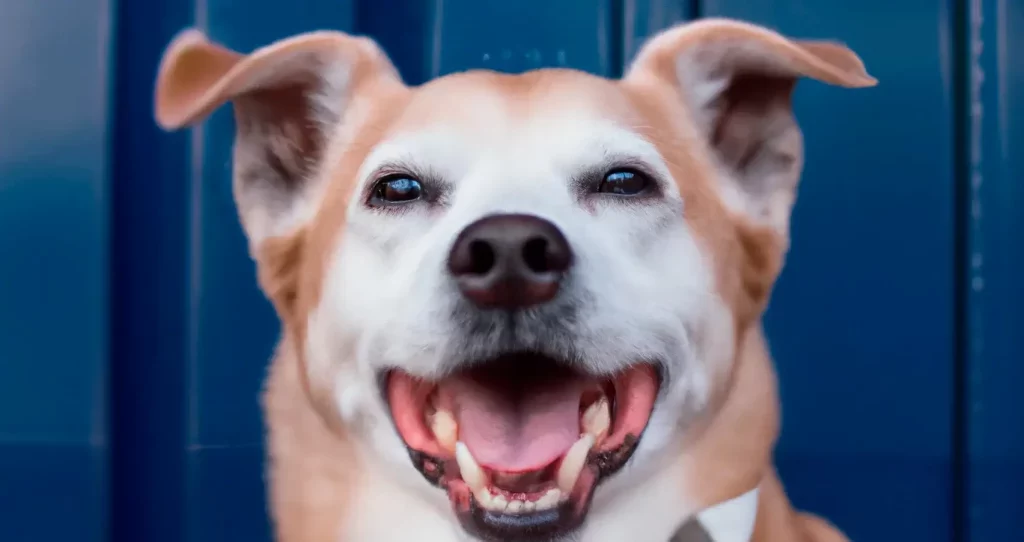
left=153, top=17, right=874, bottom=542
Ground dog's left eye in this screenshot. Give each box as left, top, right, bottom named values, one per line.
left=370, top=175, right=423, bottom=205
left=596, top=169, right=650, bottom=196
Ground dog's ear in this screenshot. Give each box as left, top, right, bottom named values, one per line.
left=625, top=18, right=875, bottom=238
left=154, top=29, right=403, bottom=248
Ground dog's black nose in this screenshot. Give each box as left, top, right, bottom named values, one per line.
left=447, top=214, right=573, bottom=309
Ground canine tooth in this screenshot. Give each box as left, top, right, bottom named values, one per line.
left=455, top=442, right=486, bottom=492
left=557, top=434, right=595, bottom=493
left=490, top=493, right=508, bottom=511
left=429, top=409, right=458, bottom=451
left=581, top=396, right=611, bottom=440
left=474, top=487, right=493, bottom=508
left=506, top=500, right=524, bottom=514
left=534, top=489, right=562, bottom=511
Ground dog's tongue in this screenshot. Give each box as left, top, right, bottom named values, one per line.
left=446, top=376, right=585, bottom=472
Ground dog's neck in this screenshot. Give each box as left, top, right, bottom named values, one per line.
left=680, top=324, right=780, bottom=509
left=263, top=324, right=777, bottom=541
left=670, top=324, right=779, bottom=541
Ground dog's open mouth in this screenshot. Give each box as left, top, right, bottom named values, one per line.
left=385, top=353, right=660, bottom=540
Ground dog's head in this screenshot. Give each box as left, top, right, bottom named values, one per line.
left=155, top=19, right=872, bottom=541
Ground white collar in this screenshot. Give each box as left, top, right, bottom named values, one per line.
left=695, top=488, right=760, bottom=542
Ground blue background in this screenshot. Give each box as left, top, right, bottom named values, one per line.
left=0, top=0, right=1020, bottom=540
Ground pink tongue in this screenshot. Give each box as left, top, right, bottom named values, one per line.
left=447, top=377, right=585, bottom=472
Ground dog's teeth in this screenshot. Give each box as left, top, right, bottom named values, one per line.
left=581, top=396, right=610, bottom=440
left=429, top=409, right=458, bottom=452
left=455, top=442, right=486, bottom=492
left=474, top=487, right=493, bottom=508
left=522, top=501, right=536, bottom=513
left=506, top=500, right=524, bottom=514
left=534, top=489, right=562, bottom=511
left=557, top=434, right=595, bottom=493
left=490, top=493, right=508, bottom=512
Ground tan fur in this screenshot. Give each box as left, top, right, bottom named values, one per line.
left=263, top=340, right=357, bottom=541
left=154, top=18, right=874, bottom=542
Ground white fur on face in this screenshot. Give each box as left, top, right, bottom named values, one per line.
left=304, top=86, right=734, bottom=519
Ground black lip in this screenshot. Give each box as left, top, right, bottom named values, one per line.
left=401, top=430, right=644, bottom=541
left=591, top=433, right=642, bottom=478
left=464, top=499, right=584, bottom=542
left=406, top=447, right=446, bottom=487
left=402, top=444, right=593, bottom=541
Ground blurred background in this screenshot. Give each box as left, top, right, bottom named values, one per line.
left=0, top=0, right=1021, bottom=541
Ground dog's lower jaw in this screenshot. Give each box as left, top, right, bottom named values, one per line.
left=336, top=448, right=704, bottom=542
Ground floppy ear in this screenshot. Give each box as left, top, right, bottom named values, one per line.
left=154, top=29, right=403, bottom=248
left=625, top=18, right=875, bottom=238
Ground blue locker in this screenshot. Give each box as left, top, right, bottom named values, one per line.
left=621, top=0, right=696, bottom=64
left=49, top=0, right=1022, bottom=540
left=429, top=0, right=617, bottom=76
left=109, top=0, right=193, bottom=540
left=964, top=0, right=1024, bottom=539
left=698, top=1, right=958, bottom=541
left=0, top=0, right=113, bottom=540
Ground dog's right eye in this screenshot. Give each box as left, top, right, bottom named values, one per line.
left=596, top=169, right=651, bottom=196
left=369, top=175, right=423, bottom=206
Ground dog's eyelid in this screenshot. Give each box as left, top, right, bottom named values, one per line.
left=367, top=160, right=422, bottom=181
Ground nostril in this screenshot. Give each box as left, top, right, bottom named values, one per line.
left=467, top=240, right=496, bottom=275
left=521, top=237, right=550, bottom=274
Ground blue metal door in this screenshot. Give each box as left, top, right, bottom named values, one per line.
left=1, top=1, right=1021, bottom=541
left=0, top=0, right=112, bottom=540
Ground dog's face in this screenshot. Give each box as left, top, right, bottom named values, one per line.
left=156, top=19, right=872, bottom=541
left=328, top=72, right=718, bottom=537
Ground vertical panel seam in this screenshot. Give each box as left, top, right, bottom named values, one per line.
left=188, top=0, right=208, bottom=451
left=428, top=0, right=445, bottom=79
left=954, top=0, right=984, bottom=540
left=610, top=0, right=625, bottom=77
left=689, top=0, right=702, bottom=19
left=103, top=0, right=119, bottom=536
left=963, top=2, right=988, bottom=542
left=186, top=3, right=208, bottom=538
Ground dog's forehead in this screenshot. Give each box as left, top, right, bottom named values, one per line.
left=406, top=69, right=632, bottom=126
left=377, top=69, right=650, bottom=162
